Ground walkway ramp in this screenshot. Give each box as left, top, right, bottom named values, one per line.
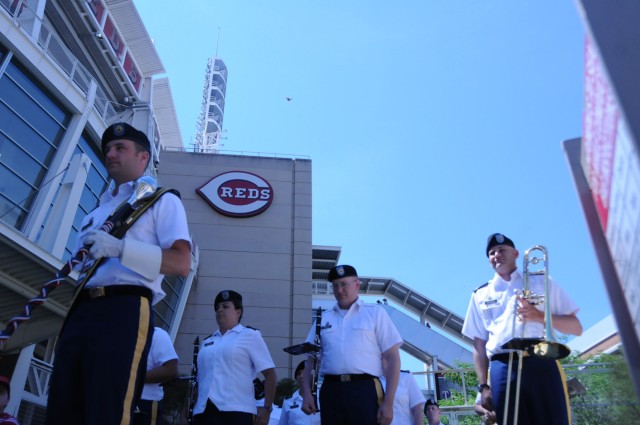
left=380, top=303, right=472, bottom=368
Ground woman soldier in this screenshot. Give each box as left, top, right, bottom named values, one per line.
left=193, top=290, right=277, bottom=425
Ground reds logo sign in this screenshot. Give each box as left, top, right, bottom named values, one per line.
left=196, top=171, right=274, bottom=217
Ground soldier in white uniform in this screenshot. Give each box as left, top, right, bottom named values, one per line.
left=301, top=265, right=403, bottom=425
left=424, top=400, right=444, bottom=425
left=380, top=370, right=425, bottom=425
left=462, top=233, right=583, bottom=425
left=193, top=290, right=277, bottom=425
left=137, top=327, right=179, bottom=425
left=46, top=123, right=192, bottom=425
left=279, top=361, right=320, bottom=425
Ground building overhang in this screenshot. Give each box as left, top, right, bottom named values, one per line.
left=0, top=223, right=75, bottom=354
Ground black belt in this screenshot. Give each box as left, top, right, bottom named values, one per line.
left=323, top=374, right=376, bottom=383
left=491, top=352, right=530, bottom=362
left=77, top=285, right=152, bottom=302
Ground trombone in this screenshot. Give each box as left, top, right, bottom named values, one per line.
left=500, top=245, right=570, bottom=425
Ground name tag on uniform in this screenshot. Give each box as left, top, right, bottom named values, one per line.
left=482, top=298, right=498, bottom=307
left=204, top=341, right=214, bottom=347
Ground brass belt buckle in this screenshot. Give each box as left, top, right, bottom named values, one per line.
left=340, top=375, right=351, bottom=382
left=89, top=286, right=106, bottom=298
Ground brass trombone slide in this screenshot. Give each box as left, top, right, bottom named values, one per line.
left=500, top=245, right=570, bottom=425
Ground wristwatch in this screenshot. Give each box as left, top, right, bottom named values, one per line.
left=478, top=383, right=491, bottom=392
left=261, top=405, right=273, bottom=412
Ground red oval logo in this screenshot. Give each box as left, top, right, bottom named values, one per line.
left=196, top=171, right=274, bottom=217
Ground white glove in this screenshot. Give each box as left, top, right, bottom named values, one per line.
left=82, top=230, right=123, bottom=259
left=121, top=238, right=162, bottom=281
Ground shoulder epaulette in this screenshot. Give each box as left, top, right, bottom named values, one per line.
left=245, top=326, right=260, bottom=331
left=401, top=369, right=411, bottom=374
left=158, top=187, right=181, bottom=198
left=202, top=333, right=214, bottom=341
left=473, top=282, right=489, bottom=293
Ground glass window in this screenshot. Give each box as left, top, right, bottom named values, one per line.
left=0, top=162, right=30, bottom=228
left=152, top=274, right=191, bottom=329
left=0, top=125, right=48, bottom=183
left=0, top=55, right=70, bottom=229
left=5, top=60, right=69, bottom=125
left=153, top=300, right=171, bottom=329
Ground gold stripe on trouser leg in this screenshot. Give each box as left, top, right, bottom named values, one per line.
left=120, top=298, right=151, bottom=425
left=556, top=360, right=572, bottom=425
left=151, top=401, right=158, bottom=425
left=374, top=377, right=385, bottom=406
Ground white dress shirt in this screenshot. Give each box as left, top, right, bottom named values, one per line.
left=141, top=327, right=178, bottom=401
left=305, top=298, right=402, bottom=377
left=77, top=180, right=191, bottom=305
left=462, top=269, right=579, bottom=358
left=380, top=371, right=426, bottom=425
left=278, top=390, right=321, bottom=425
left=194, top=324, right=275, bottom=415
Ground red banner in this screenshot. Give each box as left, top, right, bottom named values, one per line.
left=582, top=35, right=618, bottom=231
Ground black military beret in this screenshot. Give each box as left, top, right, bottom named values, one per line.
left=486, top=233, right=515, bottom=257
left=101, top=122, right=151, bottom=153
left=327, top=265, right=358, bottom=282
left=425, top=398, right=439, bottom=408
left=214, top=290, right=243, bottom=308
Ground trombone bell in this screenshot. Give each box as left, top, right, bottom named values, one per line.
left=501, top=337, right=570, bottom=359
left=532, top=341, right=570, bottom=359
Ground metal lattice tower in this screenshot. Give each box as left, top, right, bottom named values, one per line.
left=194, top=57, right=227, bottom=152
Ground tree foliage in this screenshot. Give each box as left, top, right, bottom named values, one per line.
left=275, top=377, right=297, bottom=407
left=563, top=352, right=640, bottom=424
left=434, top=353, right=639, bottom=425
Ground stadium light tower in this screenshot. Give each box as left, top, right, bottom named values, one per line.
left=194, top=57, right=227, bottom=153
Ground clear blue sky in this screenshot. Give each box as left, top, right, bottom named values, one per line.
left=135, top=0, right=611, bottom=333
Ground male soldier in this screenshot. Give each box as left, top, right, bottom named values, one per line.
left=137, top=327, right=179, bottom=425
left=462, top=233, right=582, bottom=425
left=46, top=123, right=191, bottom=425
left=301, top=265, right=402, bottom=425
left=279, top=361, right=320, bottom=425
left=424, top=400, right=444, bottom=425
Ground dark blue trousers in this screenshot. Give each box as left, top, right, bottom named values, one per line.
left=490, top=355, right=571, bottom=425
left=46, top=294, right=153, bottom=425
left=319, top=377, right=384, bottom=425
left=193, top=400, right=253, bottom=425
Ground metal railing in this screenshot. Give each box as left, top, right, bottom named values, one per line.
left=23, top=357, right=52, bottom=406
left=164, top=145, right=310, bottom=159
left=1, top=0, right=116, bottom=121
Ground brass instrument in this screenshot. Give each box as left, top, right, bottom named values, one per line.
left=500, top=245, right=571, bottom=425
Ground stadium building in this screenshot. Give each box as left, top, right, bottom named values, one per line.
left=0, top=1, right=483, bottom=423
left=0, top=0, right=196, bottom=421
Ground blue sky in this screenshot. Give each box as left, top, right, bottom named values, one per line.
left=134, top=0, right=611, bottom=333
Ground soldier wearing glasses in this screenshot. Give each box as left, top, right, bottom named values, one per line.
left=301, top=265, right=402, bottom=425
